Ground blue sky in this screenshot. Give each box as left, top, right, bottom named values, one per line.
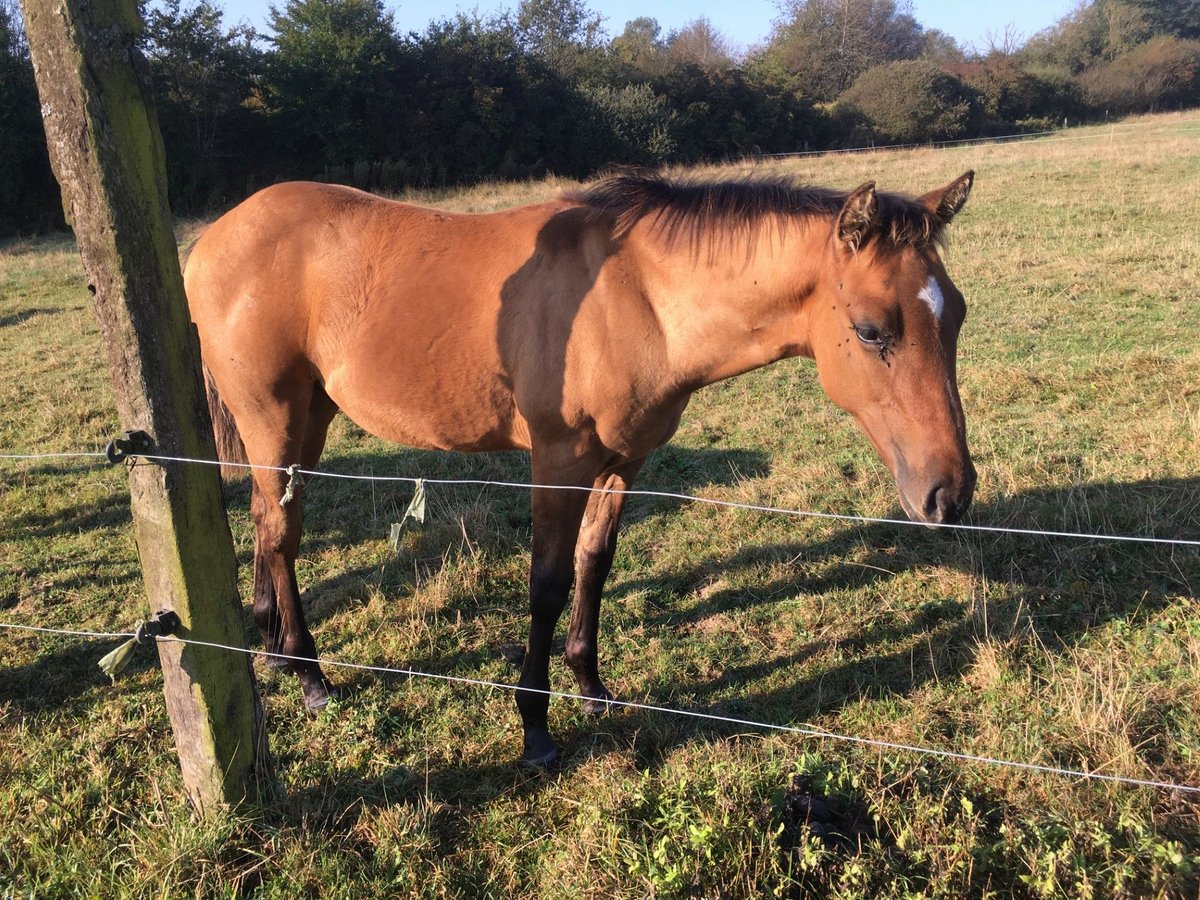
left=220, top=0, right=1081, bottom=54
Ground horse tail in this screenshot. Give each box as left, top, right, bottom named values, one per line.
left=203, top=364, right=248, bottom=479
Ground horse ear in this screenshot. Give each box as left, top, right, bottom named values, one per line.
left=836, top=181, right=877, bottom=252
left=921, top=170, right=974, bottom=224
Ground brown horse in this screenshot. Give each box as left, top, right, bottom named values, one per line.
left=185, top=170, right=977, bottom=766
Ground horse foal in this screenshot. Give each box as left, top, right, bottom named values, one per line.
left=185, top=170, right=977, bottom=766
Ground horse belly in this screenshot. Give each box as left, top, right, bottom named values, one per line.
left=324, top=363, right=530, bottom=453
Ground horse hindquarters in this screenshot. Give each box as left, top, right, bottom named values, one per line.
left=198, top=317, right=341, bottom=708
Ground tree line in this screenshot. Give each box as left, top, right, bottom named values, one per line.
left=1, top=0, right=1197, bottom=235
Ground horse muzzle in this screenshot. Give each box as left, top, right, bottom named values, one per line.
left=896, top=459, right=976, bottom=526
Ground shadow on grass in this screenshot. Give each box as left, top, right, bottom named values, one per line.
left=4, top=443, right=1199, bottom=823
left=0, top=637, right=160, bottom=713
left=312, top=472, right=1200, bottom=798
left=8, top=492, right=131, bottom=538
left=0, top=307, right=62, bottom=329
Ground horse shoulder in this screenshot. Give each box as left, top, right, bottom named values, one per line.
left=549, top=231, right=689, bottom=458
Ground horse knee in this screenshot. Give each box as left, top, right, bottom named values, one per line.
left=529, top=565, right=573, bottom=611
left=250, top=468, right=303, bottom=537
left=563, top=633, right=591, bottom=671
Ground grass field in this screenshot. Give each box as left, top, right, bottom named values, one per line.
left=2, top=111, right=1200, bottom=897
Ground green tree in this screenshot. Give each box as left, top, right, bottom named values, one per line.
left=0, top=0, right=59, bottom=234
left=1125, top=0, right=1200, bottom=39
left=837, top=59, right=980, bottom=144
left=1079, top=35, right=1200, bottom=112
left=610, top=17, right=664, bottom=75
left=579, top=82, right=678, bottom=165
left=764, top=0, right=925, bottom=101
left=1023, top=0, right=1152, bottom=74
left=948, top=55, right=1084, bottom=126
left=656, top=61, right=827, bottom=158
left=921, top=28, right=964, bottom=64
left=265, top=0, right=401, bottom=169
left=1, top=0, right=22, bottom=54
left=514, top=0, right=603, bottom=74
left=394, top=14, right=600, bottom=183
left=142, top=0, right=265, bottom=210
left=664, top=17, right=733, bottom=71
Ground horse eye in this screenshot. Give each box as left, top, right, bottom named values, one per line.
left=853, top=324, right=883, bottom=345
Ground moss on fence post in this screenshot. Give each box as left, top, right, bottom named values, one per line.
left=19, top=0, right=269, bottom=814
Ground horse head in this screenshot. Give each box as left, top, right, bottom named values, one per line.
left=808, top=172, right=977, bottom=525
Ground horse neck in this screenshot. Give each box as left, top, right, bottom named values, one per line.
left=637, top=221, right=826, bottom=390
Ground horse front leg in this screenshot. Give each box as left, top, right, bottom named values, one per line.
left=516, top=451, right=593, bottom=767
left=565, top=458, right=644, bottom=714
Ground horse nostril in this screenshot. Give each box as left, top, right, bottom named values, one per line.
left=925, top=484, right=963, bottom=524
left=922, top=486, right=940, bottom=520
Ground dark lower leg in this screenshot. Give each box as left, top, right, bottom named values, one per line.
left=252, top=550, right=288, bottom=669
left=285, top=386, right=338, bottom=704
left=254, top=387, right=338, bottom=704
left=565, top=462, right=640, bottom=713
left=250, top=464, right=333, bottom=710
left=564, top=551, right=615, bottom=712
left=269, top=554, right=334, bottom=710
left=515, top=473, right=590, bottom=766
left=249, top=484, right=286, bottom=668
left=516, top=565, right=575, bottom=765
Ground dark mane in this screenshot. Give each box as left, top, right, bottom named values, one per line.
left=568, top=171, right=946, bottom=249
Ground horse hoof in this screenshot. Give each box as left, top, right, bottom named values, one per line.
left=582, top=689, right=615, bottom=716
left=520, top=734, right=560, bottom=769
left=265, top=654, right=290, bottom=672
left=305, top=696, right=332, bottom=714
left=303, top=681, right=337, bottom=713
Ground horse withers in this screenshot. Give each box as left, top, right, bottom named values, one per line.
left=184, top=170, right=977, bottom=766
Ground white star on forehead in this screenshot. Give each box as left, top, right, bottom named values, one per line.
left=918, top=275, right=944, bottom=320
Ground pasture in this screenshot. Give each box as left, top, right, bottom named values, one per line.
left=2, top=111, right=1199, bottom=897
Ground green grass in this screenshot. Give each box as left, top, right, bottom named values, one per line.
left=2, top=112, right=1200, bottom=897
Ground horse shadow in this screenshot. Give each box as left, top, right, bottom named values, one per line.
left=1, top=461, right=136, bottom=610
left=667, top=488, right=1193, bottom=771
left=6, top=466, right=1198, bottom=843
left=377, top=473, right=1200, bottom=777
left=7, top=490, right=131, bottom=539
left=247, top=472, right=1200, bottom=835
left=0, top=637, right=162, bottom=715
left=0, top=460, right=178, bottom=713
left=6, top=453, right=1198, bottom=773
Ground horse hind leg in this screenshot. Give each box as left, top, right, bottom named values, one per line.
left=242, top=380, right=340, bottom=711
left=565, top=458, right=644, bottom=715
left=251, top=480, right=285, bottom=667
left=256, top=384, right=338, bottom=661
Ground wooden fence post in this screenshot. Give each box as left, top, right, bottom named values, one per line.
left=19, top=0, right=269, bottom=813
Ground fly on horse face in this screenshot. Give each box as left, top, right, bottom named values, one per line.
left=185, top=170, right=977, bottom=767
